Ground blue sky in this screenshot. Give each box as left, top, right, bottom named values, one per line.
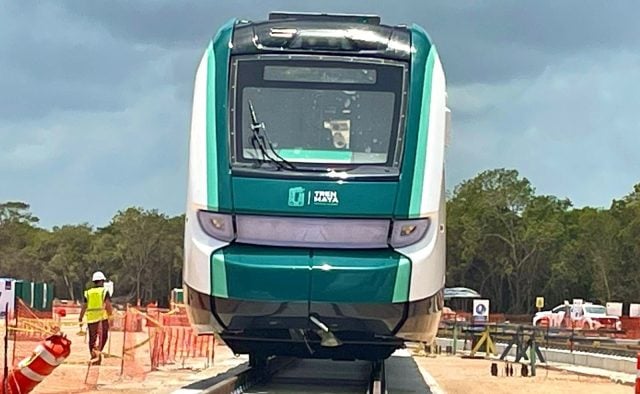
left=1, top=1, right=639, bottom=228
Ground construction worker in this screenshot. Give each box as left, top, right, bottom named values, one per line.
left=79, top=271, right=113, bottom=363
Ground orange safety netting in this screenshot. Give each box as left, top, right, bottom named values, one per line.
left=138, top=306, right=215, bottom=370
left=1, top=299, right=216, bottom=393
left=150, top=326, right=214, bottom=370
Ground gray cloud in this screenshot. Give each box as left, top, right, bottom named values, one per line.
left=1, top=1, right=639, bottom=227
left=55, top=1, right=640, bottom=84
left=448, top=50, right=640, bottom=207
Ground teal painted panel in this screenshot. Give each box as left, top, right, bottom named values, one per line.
left=232, top=176, right=398, bottom=217
left=33, top=282, right=44, bottom=310
left=392, top=256, right=411, bottom=303
left=14, top=281, right=31, bottom=307
left=217, top=244, right=405, bottom=303
left=278, top=149, right=353, bottom=162
left=310, top=249, right=401, bottom=303
left=220, top=244, right=310, bottom=301
left=212, top=19, right=235, bottom=211
left=211, top=251, right=228, bottom=298
left=205, top=43, right=219, bottom=209
left=394, top=25, right=433, bottom=218
left=408, top=48, right=436, bottom=216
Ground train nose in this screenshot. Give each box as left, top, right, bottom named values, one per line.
left=209, top=244, right=409, bottom=336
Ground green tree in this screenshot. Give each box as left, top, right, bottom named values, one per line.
left=446, top=169, right=570, bottom=313
left=0, top=202, right=43, bottom=278
left=108, top=207, right=168, bottom=303
left=41, top=225, right=94, bottom=300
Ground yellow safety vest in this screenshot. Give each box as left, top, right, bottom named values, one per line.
left=84, top=287, right=108, bottom=323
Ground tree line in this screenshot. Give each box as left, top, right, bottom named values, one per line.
left=1, top=168, right=638, bottom=312
left=0, top=204, right=183, bottom=307
left=447, top=169, right=640, bottom=313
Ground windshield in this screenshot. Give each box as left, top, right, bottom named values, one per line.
left=231, top=56, right=406, bottom=170
left=584, top=305, right=606, bottom=314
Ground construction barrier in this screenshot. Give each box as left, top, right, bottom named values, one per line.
left=161, top=312, right=190, bottom=327
left=622, top=317, right=640, bottom=338
left=442, top=312, right=640, bottom=339
left=5, top=334, right=71, bottom=394
left=51, top=300, right=82, bottom=318
left=149, top=326, right=214, bottom=370
left=636, top=352, right=640, bottom=394
left=1, top=299, right=218, bottom=393
left=110, top=311, right=143, bottom=332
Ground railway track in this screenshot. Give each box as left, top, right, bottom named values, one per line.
left=175, top=352, right=433, bottom=394
left=197, top=358, right=385, bottom=394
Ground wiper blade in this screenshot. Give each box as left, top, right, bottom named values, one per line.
left=247, top=100, right=298, bottom=171
left=246, top=101, right=347, bottom=174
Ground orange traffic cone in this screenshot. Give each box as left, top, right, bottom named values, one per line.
left=6, top=334, right=72, bottom=393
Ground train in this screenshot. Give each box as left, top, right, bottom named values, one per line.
left=183, top=12, right=450, bottom=364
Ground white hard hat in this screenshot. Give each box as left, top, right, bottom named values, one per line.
left=92, top=271, right=107, bottom=282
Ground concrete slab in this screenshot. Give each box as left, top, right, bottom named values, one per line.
left=172, top=349, right=441, bottom=393
left=435, top=337, right=637, bottom=374
left=435, top=337, right=637, bottom=387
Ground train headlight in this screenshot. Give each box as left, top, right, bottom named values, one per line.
left=400, top=225, right=417, bottom=236
left=389, top=218, right=430, bottom=248
left=197, top=211, right=235, bottom=242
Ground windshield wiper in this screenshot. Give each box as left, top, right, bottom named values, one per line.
left=246, top=101, right=348, bottom=174
left=247, top=100, right=297, bottom=171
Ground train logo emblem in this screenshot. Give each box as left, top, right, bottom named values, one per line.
left=313, top=191, right=339, bottom=205
left=288, top=187, right=306, bottom=207
left=288, top=187, right=339, bottom=207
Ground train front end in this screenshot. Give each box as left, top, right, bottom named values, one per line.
left=184, top=13, right=449, bottom=361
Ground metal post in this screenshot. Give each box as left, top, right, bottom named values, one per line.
left=108, top=327, right=112, bottom=356
left=120, top=305, right=129, bottom=376
left=529, top=336, right=537, bottom=377
left=3, top=303, right=9, bottom=394
left=452, top=321, right=458, bottom=355
left=634, top=352, right=639, bottom=394
left=12, top=300, right=18, bottom=368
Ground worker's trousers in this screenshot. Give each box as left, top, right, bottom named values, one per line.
left=88, top=319, right=109, bottom=355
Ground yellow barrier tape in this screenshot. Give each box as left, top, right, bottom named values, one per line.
left=130, top=308, right=164, bottom=327
left=61, top=352, right=124, bottom=365
left=124, top=337, right=150, bottom=353
left=164, top=308, right=181, bottom=316
left=20, top=320, right=55, bottom=332
left=7, top=326, right=52, bottom=334
left=59, top=338, right=151, bottom=365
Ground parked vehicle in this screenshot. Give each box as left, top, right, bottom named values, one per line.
left=533, top=302, right=622, bottom=331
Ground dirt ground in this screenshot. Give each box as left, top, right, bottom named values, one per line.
left=83, top=344, right=247, bottom=394
left=415, top=355, right=631, bottom=394
left=2, top=313, right=230, bottom=394
left=3, top=316, right=633, bottom=393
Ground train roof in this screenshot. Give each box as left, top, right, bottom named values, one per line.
left=230, top=12, right=414, bottom=61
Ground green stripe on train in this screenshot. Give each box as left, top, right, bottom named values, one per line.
left=394, top=25, right=434, bottom=218
left=408, top=48, right=436, bottom=216
left=211, top=251, right=228, bottom=298
left=392, top=256, right=411, bottom=303
left=206, top=19, right=235, bottom=211
left=213, top=19, right=235, bottom=211
left=205, top=42, right=219, bottom=208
